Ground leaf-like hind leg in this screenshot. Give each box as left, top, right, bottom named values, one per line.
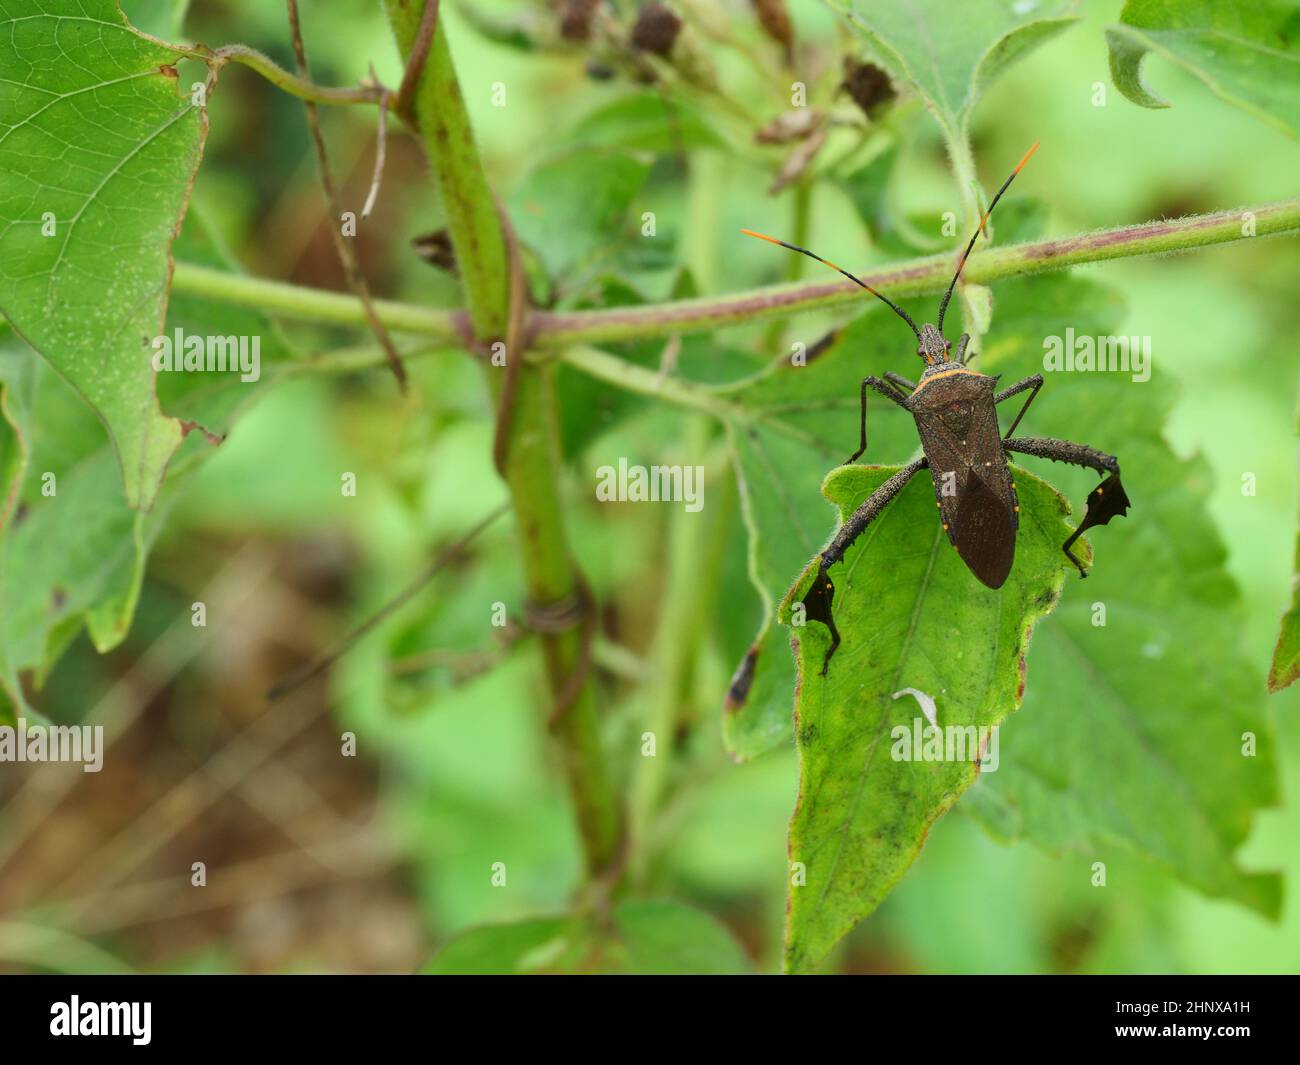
left=1002, top=436, right=1130, bottom=577
left=804, top=457, right=928, bottom=675
left=845, top=376, right=910, bottom=466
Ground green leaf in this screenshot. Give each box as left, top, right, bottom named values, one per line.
left=722, top=271, right=1281, bottom=967
left=425, top=915, right=576, bottom=974
left=157, top=205, right=294, bottom=437
left=119, top=0, right=192, bottom=39
left=0, top=0, right=207, bottom=510
left=0, top=336, right=33, bottom=718
left=0, top=340, right=156, bottom=688
left=1266, top=394, right=1297, bottom=693
left=555, top=276, right=756, bottom=460
left=723, top=390, right=843, bottom=761
left=831, top=0, right=1079, bottom=136
left=508, top=149, right=652, bottom=286
left=1263, top=366, right=1294, bottom=696
left=1106, top=0, right=1300, bottom=138
left=971, top=274, right=1281, bottom=922
left=0, top=325, right=32, bottom=537
left=721, top=317, right=919, bottom=760
left=834, top=142, right=938, bottom=259
left=447, top=0, right=543, bottom=52
left=424, top=899, right=751, bottom=974
left=0, top=207, right=290, bottom=695
left=782, top=464, right=1077, bottom=973
left=563, top=92, right=725, bottom=154
left=1270, top=533, right=1300, bottom=692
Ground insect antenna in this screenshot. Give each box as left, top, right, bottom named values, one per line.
left=935, top=141, right=1039, bottom=334
left=740, top=228, right=920, bottom=338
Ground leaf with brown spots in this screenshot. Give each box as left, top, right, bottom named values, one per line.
left=779, top=464, right=1076, bottom=973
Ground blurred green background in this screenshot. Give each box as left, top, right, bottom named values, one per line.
left=2, top=0, right=1297, bottom=973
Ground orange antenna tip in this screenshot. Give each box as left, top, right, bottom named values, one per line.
left=936, top=143, right=1040, bottom=332
left=977, top=142, right=1039, bottom=238
left=1012, top=141, right=1040, bottom=175
left=740, top=228, right=782, bottom=246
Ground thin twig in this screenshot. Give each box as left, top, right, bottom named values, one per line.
left=361, top=75, right=389, bottom=219
left=199, top=43, right=393, bottom=108
left=285, top=0, right=408, bottom=392
left=0, top=549, right=275, bottom=878
left=267, top=504, right=510, bottom=701
left=46, top=832, right=398, bottom=937
left=54, top=695, right=328, bottom=910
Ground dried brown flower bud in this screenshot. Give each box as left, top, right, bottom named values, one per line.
left=411, top=230, right=458, bottom=276
left=756, top=108, right=824, bottom=145
left=749, top=0, right=794, bottom=63
left=631, top=2, right=682, bottom=58
left=769, top=126, right=827, bottom=195
left=559, top=0, right=600, bottom=42
left=842, top=59, right=897, bottom=119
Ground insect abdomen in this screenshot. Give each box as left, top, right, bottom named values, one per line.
left=910, top=374, right=1018, bottom=588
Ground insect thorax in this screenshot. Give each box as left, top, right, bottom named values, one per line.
left=907, top=367, right=999, bottom=443
left=910, top=364, right=997, bottom=402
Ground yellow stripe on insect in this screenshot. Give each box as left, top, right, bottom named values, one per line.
left=910, top=366, right=980, bottom=393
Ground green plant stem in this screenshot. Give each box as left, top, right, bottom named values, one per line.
left=172, top=199, right=1300, bottom=353
left=629, top=415, right=713, bottom=884
left=386, top=0, right=622, bottom=881
left=556, top=347, right=740, bottom=418
left=535, top=199, right=1300, bottom=345
left=762, top=180, right=811, bottom=352
left=941, top=127, right=984, bottom=340
left=194, top=44, right=392, bottom=108
left=387, top=2, right=508, bottom=339
left=170, top=261, right=461, bottom=339
left=943, top=125, right=983, bottom=235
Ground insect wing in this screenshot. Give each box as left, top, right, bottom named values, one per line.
left=912, top=375, right=1018, bottom=588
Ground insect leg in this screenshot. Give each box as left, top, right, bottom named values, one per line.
left=884, top=371, right=918, bottom=393
left=845, top=376, right=910, bottom=466
left=954, top=334, right=974, bottom=365
left=803, top=457, right=928, bottom=675
left=1002, top=436, right=1129, bottom=577
left=994, top=374, right=1044, bottom=439
left=1002, top=435, right=1118, bottom=473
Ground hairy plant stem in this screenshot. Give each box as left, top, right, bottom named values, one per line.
left=941, top=127, right=985, bottom=341
left=629, top=415, right=715, bottom=886
left=944, top=125, right=983, bottom=237
left=537, top=201, right=1300, bottom=344
left=385, top=1, right=622, bottom=881
left=762, top=179, right=811, bottom=352
left=559, top=347, right=741, bottom=418
left=169, top=261, right=460, bottom=338
left=194, top=44, right=393, bottom=108
left=173, top=199, right=1300, bottom=352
